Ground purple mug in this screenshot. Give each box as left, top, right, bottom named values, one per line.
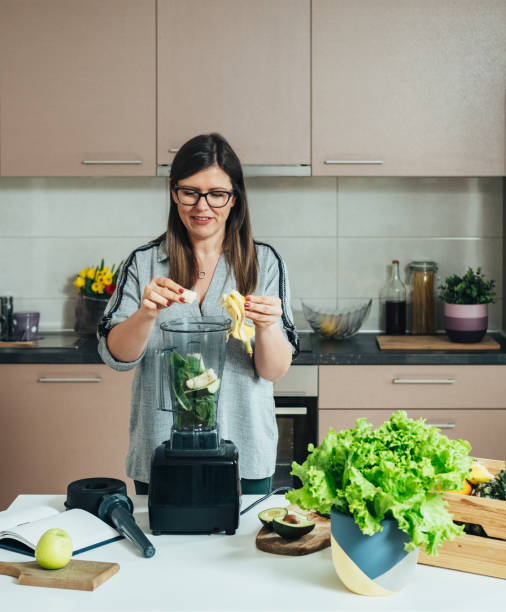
left=12, top=311, right=40, bottom=341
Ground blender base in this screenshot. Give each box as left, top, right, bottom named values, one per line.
left=148, top=439, right=240, bottom=535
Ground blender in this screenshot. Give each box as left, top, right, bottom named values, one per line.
left=148, top=317, right=240, bottom=535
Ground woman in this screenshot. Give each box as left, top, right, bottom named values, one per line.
left=98, top=133, right=298, bottom=495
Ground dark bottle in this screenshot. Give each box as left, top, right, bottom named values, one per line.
left=382, top=260, right=406, bottom=335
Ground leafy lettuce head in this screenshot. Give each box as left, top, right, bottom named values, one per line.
left=286, top=410, right=473, bottom=555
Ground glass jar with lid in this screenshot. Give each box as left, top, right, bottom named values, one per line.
left=409, top=261, right=438, bottom=334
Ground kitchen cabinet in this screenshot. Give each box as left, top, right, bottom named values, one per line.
left=0, top=364, right=135, bottom=510
left=319, top=409, right=506, bottom=461
left=318, top=365, right=506, bottom=460
left=312, top=0, right=506, bottom=176
left=157, top=0, right=310, bottom=166
left=0, top=0, right=156, bottom=176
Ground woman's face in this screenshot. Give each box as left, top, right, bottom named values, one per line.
left=171, top=164, right=235, bottom=243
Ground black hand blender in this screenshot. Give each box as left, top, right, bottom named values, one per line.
left=65, top=477, right=155, bottom=558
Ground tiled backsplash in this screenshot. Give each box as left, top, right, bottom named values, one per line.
left=0, top=176, right=503, bottom=332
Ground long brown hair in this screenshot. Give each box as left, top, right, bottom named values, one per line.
left=161, top=133, right=258, bottom=296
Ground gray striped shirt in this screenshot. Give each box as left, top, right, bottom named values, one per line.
left=97, top=239, right=298, bottom=483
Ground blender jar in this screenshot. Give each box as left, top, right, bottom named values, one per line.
left=409, top=261, right=438, bottom=334
left=158, top=317, right=230, bottom=450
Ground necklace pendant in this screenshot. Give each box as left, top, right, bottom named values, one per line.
left=198, top=271, right=208, bottom=279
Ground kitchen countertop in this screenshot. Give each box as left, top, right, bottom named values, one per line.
left=1, top=331, right=506, bottom=365
left=295, top=331, right=506, bottom=365
left=2, top=494, right=504, bottom=612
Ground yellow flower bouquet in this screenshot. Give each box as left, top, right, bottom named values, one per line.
left=73, top=259, right=123, bottom=335
left=73, top=259, right=122, bottom=297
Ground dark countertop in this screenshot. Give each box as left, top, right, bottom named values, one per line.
left=1, top=331, right=506, bottom=365
left=293, top=331, right=506, bottom=365
left=0, top=333, right=103, bottom=364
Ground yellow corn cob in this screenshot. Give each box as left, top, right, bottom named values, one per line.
left=221, top=290, right=255, bottom=355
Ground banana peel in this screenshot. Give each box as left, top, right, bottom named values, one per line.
left=221, top=290, right=255, bottom=355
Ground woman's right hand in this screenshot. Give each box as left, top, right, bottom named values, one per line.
left=140, top=277, right=186, bottom=318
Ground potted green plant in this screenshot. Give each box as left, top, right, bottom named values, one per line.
left=438, top=267, right=496, bottom=343
left=286, top=411, right=473, bottom=596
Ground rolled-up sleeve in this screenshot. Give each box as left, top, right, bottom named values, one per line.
left=97, top=255, right=145, bottom=371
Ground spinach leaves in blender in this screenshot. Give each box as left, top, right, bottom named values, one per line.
left=169, top=350, right=217, bottom=429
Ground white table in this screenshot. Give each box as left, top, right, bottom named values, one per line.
left=1, top=495, right=504, bottom=611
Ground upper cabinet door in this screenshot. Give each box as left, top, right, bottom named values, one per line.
left=0, top=0, right=156, bottom=176
left=157, top=0, right=310, bottom=166
left=312, top=0, right=506, bottom=176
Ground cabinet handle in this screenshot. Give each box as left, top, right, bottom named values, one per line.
left=38, top=377, right=102, bottom=383
left=392, top=378, right=455, bottom=384
left=81, top=160, right=142, bottom=165
left=275, top=407, right=307, bottom=416
left=169, top=148, right=180, bottom=153
left=426, top=423, right=455, bottom=429
left=324, top=159, right=384, bottom=165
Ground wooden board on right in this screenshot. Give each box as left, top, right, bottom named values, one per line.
left=418, top=458, right=506, bottom=580
left=418, top=534, right=506, bottom=580
left=376, top=335, right=500, bottom=351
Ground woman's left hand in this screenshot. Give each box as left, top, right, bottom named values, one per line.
left=244, top=295, right=282, bottom=329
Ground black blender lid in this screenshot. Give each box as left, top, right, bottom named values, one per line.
left=65, top=477, right=127, bottom=515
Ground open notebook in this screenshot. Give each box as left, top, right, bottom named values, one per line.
left=0, top=505, right=122, bottom=556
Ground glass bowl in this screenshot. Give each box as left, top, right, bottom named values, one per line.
left=302, top=299, right=372, bottom=340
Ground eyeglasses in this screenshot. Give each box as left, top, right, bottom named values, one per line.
left=173, top=186, right=235, bottom=208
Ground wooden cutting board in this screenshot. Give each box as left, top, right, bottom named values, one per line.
left=0, top=341, right=37, bottom=348
left=376, top=334, right=500, bottom=351
left=0, top=559, right=119, bottom=591
left=256, top=505, right=330, bottom=556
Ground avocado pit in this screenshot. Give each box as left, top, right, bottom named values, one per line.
left=272, top=511, right=316, bottom=539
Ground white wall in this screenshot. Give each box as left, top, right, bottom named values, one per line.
left=0, top=176, right=502, bottom=332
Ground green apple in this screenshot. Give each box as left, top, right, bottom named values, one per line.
left=35, top=528, right=73, bottom=569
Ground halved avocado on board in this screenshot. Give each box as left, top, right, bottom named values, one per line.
left=258, top=507, right=288, bottom=528
left=272, top=511, right=315, bottom=539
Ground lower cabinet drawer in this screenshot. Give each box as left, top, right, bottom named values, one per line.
left=0, top=364, right=135, bottom=510
left=319, top=365, right=506, bottom=409
left=318, top=409, right=506, bottom=460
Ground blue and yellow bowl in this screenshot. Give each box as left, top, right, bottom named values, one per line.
left=330, top=508, right=419, bottom=596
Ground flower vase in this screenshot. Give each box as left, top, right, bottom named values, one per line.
left=330, top=508, right=419, bottom=596
left=74, top=294, right=109, bottom=336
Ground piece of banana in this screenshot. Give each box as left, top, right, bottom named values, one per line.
left=467, top=462, right=495, bottom=485
left=180, top=288, right=197, bottom=304
left=221, top=290, right=255, bottom=355
left=186, top=368, right=218, bottom=390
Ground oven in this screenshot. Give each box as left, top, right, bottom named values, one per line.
left=272, top=365, right=318, bottom=490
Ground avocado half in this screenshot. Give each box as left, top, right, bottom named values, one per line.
left=258, top=507, right=288, bottom=528
left=272, top=511, right=315, bottom=539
